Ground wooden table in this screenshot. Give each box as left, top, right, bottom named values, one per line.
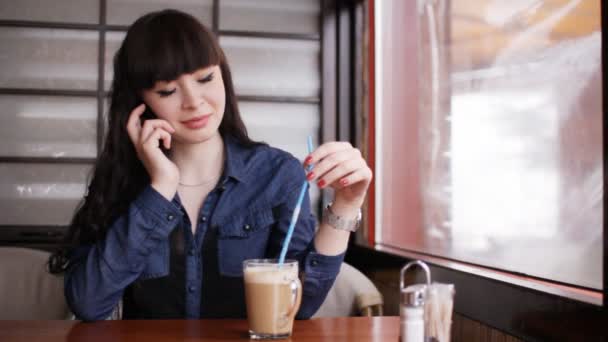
left=0, top=317, right=400, bottom=342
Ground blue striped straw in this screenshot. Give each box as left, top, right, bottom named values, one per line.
left=278, top=136, right=315, bottom=265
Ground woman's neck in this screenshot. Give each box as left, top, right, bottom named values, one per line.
left=170, top=133, right=225, bottom=185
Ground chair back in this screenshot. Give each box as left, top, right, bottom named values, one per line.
left=0, top=247, right=70, bottom=319
left=313, top=262, right=383, bottom=317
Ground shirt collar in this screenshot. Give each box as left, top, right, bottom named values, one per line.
left=222, top=134, right=248, bottom=184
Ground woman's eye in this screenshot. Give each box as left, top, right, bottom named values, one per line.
left=156, top=89, right=176, bottom=97
left=198, top=73, right=214, bottom=83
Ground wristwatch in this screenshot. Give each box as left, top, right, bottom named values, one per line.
left=322, top=203, right=362, bottom=232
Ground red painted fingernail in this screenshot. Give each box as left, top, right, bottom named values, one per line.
left=340, top=178, right=349, bottom=186
left=306, top=172, right=315, bottom=180
left=317, top=180, right=326, bottom=188
left=304, top=156, right=313, bottom=165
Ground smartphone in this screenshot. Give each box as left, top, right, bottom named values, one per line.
left=140, top=103, right=156, bottom=122
left=138, top=103, right=171, bottom=153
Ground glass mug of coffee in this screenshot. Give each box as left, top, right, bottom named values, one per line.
left=243, top=259, right=302, bottom=340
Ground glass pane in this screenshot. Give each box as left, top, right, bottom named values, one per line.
left=239, top=101, right=319, bottom=160
left=220, top=0, right=320, bottom=35
left=0, top=0, right=98, bottom=23
left=239, top=101, right=321, bottom=217
left=0, top=28, right=98, bottom=90
left=220, top=36, right=320, bottom=98
left=0, top=95, right=97, bottom=158
left=104, top=31, right=126, bottom=90
left=106, top=0, right=213, bottom=26
left=0, top=164, right=91, bottom=226
left=417, top=0, right=602, bottom=289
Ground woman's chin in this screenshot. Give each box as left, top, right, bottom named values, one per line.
left=174, top=129, right=220, bottom=145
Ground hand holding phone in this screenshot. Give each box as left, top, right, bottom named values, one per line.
left=126, top=103, right=180, bottom=200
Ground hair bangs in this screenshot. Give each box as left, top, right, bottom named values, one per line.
left=124, top=9, right=221, bottom=91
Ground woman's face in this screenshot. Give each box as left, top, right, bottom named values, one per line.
left=141, top=64, right=226, bottom=144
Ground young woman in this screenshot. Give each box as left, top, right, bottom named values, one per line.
left=49, top=9, right=372, bottom=320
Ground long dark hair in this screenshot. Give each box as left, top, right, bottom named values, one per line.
left=49, top=9, right=258, bottom=273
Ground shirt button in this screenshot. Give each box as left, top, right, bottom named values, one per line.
left=311, top=260, right=319, bottom=267
left=200, top=216, right=207, bottom=222
left=188, top=285, right=196, bottom=293
left=243, top=224, right=251, bottom=231
left=166, top=214, right=175, bottom=221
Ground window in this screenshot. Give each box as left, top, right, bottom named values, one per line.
left=0, top=0, right=323, bottom=246
left=374, top=0, right=602, bottom=291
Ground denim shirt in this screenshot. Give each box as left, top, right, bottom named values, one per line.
left=64, top=137, right=345, bottom=321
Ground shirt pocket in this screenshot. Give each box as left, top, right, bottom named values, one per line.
left=216, top=207, right=276, bottom=277
left=139, top=238, right=170, bottom=280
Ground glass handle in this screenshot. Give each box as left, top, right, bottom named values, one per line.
left=285, top=278, right=302, bottom=319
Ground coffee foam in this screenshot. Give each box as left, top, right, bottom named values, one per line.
left=244, top=267, right=297, bottom=284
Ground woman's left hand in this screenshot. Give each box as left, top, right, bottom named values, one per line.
left=304, top=142, right=373, bottom=208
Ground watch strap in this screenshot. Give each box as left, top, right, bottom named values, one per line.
left=322, top=203, right=361, bottom=232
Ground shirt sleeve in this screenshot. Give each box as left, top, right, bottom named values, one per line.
left=297, top=243, right=345, bottom=319
left=64, top=185, right=183, bottom=321
left=267, top=156, right=345, bottom=319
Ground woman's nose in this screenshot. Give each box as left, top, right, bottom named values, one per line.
left=181, top=83, right=204, bottom=109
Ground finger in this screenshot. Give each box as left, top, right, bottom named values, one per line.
left=143, top=127, right=172, bottom=150
left=334, top=166, right=373, bottom=189
left=161, top=130, right=172, bottom=150
left=316, top=158, right=363, bottom=189
left=306, top=148, right=360, bottom=183
left=141, top=119, right=176, bottom=142
left=304, top=142, right=352, bottom=167
left=126, top=103, right=147, bottom=143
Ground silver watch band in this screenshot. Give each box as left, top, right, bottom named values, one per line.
left=322, top=203, right=362, bottom=232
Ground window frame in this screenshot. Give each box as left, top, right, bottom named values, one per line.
left=0, top=0, right=331, bottom=248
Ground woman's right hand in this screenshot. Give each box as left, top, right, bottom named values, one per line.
left=126, top=104, right=179, bottom=200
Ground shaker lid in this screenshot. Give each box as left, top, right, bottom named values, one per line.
left=401, top=284, right=426, bottom=307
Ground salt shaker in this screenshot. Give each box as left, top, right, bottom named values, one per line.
left=400, top=261, right=431, bottom=342
left=401, top=284, right=426, bottom=342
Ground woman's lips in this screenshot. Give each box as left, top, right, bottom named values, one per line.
left=181, top=114, right=211, bottom=129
